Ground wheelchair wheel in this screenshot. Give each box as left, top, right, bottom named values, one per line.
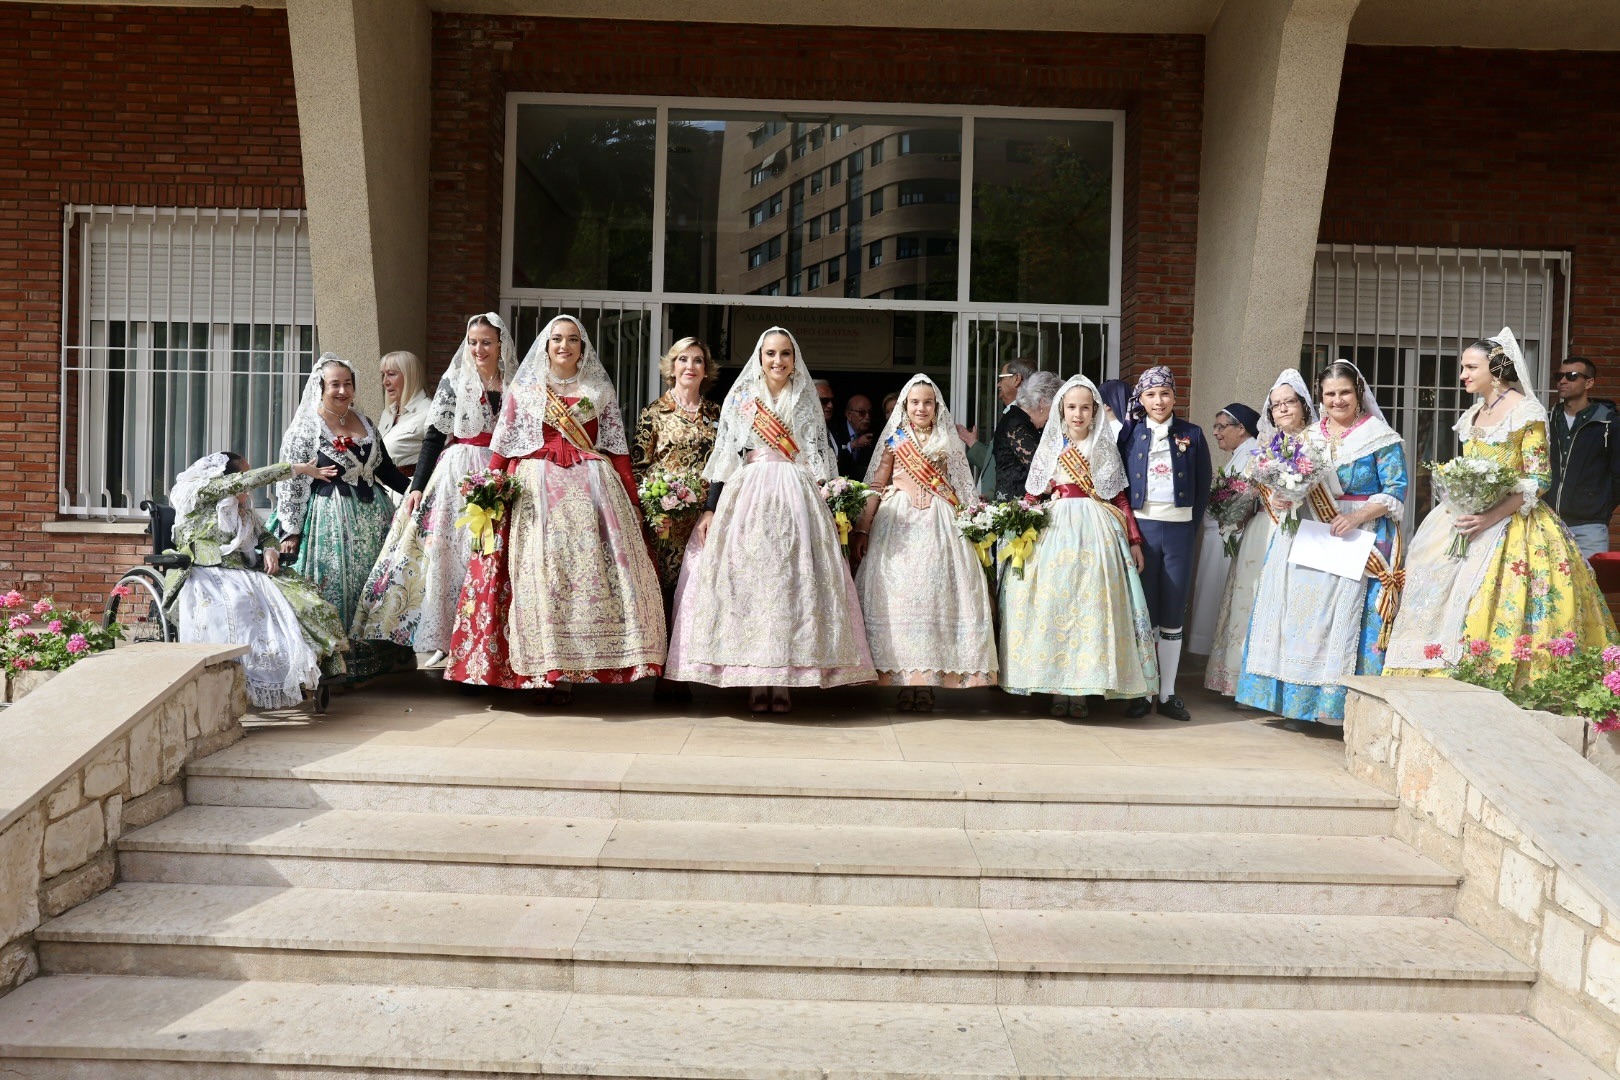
left=104, top=569, right=174, bottom=644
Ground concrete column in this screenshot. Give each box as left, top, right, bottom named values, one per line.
left=1188, top=0, right=1360, bottom=432
left=286, top=0, right=432, bottom=413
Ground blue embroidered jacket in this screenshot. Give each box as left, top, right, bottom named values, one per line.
left=1117, top=416, right=1212, bottom=528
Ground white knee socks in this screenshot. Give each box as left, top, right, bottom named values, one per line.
left=1156, top=627, right=1183, bottom=702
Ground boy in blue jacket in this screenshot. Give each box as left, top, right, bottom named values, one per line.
left=1117, top=366, right=1212, bottom=720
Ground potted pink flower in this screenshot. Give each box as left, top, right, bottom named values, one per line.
left=0, top=590, right=123, bottom=702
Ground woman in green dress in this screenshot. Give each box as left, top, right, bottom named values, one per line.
left=163, top=451, right=347, bottom=708
left=270, top=354, right=412, bottom=680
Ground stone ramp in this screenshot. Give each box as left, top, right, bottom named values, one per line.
left=0, top=975, right=1607, bottom=1079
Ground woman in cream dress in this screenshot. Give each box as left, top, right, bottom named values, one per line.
left=851, top=375, right=997, bottom=710
left=666, top=326, right=876, bottom=713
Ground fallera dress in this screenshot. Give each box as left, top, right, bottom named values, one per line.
left=1384, top=396, right=1616, bottom=676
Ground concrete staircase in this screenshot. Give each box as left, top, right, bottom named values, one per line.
left=0, top=735, right=1608, bottom=1077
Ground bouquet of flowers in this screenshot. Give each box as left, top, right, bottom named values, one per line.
left=957, top=500, right=999, bottom=570
left=455, top=469, right=522, bottom=556
left=992, top=495, right=1051, bottom=579
left=1208, top=473, right=1260, bottom=556
left=1249, top=431, right=1329, bottom=535
left=638, top=467, right=706, bottom=539
left=1426, top=456, right=1522, bottom=558
left=820, top=477, right=876, bottom=551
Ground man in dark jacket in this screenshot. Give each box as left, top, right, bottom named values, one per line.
left=1549, top=356, right=1620, bottom=560
left=990, top=358, right=1038, bottom=499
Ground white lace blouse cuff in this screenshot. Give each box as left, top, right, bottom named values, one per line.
left=1514, top=477, right=1542, bottom=517
left=1367, top=492, right=1403, bottom=518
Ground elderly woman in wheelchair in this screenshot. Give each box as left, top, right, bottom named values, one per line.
left=155, top=451, right=349, bottom=710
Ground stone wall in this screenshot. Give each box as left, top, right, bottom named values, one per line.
left=1344, top=676, right=1620, bottom=1075
left=0, top=644, right=248, bottom=997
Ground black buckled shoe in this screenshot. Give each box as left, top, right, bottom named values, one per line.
left=1156, top=695, right=1192, bottom=722
left=1124, top=697, right=1152, bottom=719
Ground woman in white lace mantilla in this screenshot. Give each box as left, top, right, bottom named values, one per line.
left=1001, top=374, right=1158, bottom=719
left=269, top=354, right=413, bottom=682
left=444, top=314, right=665, bottom=701
left=849, top=375, right=997, bottom=708
left=354, top=313, right=516, bottom=659
left=1384, top=329, right=1615, bottom=676
left=1204, top=371, right=1314, bottom=696
left=666, top=326, right=876, bottom=713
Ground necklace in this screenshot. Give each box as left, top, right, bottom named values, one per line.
left=670, top=391, right=702, bottom=417
left=549, top=366, right=581, bottom=386
left=320, top=403, right=354, bottom=426
left=1484, top=388, right=1516, bottom=412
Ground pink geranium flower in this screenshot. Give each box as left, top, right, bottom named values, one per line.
left=1596, top=712, right=1620, bottom=734
left=7, top=613, right=28, bottom=631
left=1468, top=639, right=1491, bottom=658
left=31, top=598, right=53, bottom=616
left=1423, top=643, right=1444, bottom=660
left=1544, top=633, right=1577, bottom=658
left=65, top=633, right=89, bottom=655
left=0, top=590, right=23, bottom=609
left=45, top=619, right=62, bottom=635
left=110, top=584, right=133, bottom=599
left=1605, top=645, right=1620, bottom=667
left=11, top=656, right=33, bottom=671
left=1603, top=670, right=1620, bottom=696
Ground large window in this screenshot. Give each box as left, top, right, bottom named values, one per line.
left=62, top=207, right=316, bottom=518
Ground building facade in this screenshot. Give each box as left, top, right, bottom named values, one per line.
left=3, top=0, right=1618, bottom=609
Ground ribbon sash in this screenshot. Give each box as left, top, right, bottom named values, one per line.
left=1304, top=483, right=1405, bottom=647
left=544, top=386, right=600, bottom=458
left=1059, top=445, right=1128, bottom=530
left=750, top=401, right=801, bottom=460
left=891, top=429, right=959, bottom=508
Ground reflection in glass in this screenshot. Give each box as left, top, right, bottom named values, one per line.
left=972, top=118, right=1113, bottom=306
left=511, top=104, right=656, bottom=291
left=666, top=111, right=961, bottom=300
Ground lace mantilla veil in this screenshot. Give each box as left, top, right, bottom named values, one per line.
left=1025, top=374, right=1128, bottom=500
left=428, top=312, right=518, bottom=439
left=490, top=314, right=628, bottom=459
left=862, top=373, right=977, bottom=502
left=1257, top=368, right=1319, bottom=440
left=171, top=452, right=259, bottom=557
left=704, top=326, right=835, bottom=485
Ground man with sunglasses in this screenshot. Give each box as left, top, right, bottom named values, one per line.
left=1548, top=356, right=1620, bottom=560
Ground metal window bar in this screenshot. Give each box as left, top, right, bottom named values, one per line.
left=957, top=313, right=1119, bottom=442
left=1302, top=243, right=1569, bottom=529
left=60, top=206, right=317, bottom=519
left=500, top=298, right=661, bottom=430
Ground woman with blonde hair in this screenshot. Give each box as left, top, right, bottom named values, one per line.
left=632, top=336, right=722, bottom=701
left=666, top=326, right=875, bottom=713
left=354, top=314, right=516, bottom=660
left=376, top=350, right=432, bottom=477
left=446, top=314, right=665, bottom=703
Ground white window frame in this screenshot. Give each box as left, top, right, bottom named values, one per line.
left=60, top=205, right=317, bottom=520
left=500, top=93, right=1125, bottom=419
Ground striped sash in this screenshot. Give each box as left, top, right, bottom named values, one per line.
left=890, top=428, right=959, bottom=508
left=750, top=401, right=801, bottom=460
left=544, top=386, right=600, bottom=457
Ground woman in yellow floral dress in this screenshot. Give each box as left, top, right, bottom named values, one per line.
left=631, top=337, right=721, bottom=700
left=1385, top=328, right=1616, bottom=677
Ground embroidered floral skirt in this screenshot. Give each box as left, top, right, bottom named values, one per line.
left=667, top=458, right=876, bottom=688
left=352, top=442, right=491, bottom=654
left=277, top=491, right=412, bottom=682
left=1383, top=501, right=1616, bottom=677
left=1204, top=510, right=1275, bottom=696
left=999, top=496, right=1158, bottom=699
left=446, top=456, right=665, bottom=689
left=176, top=565, right=345, bottom=709
left=854, top=492, right=997, bottom=687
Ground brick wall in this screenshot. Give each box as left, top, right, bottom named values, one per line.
left=0, top=4, right=303, bottom=611
left=1322, top=45, right=1620, bottom=361
left=427, top=15, right=1205, bottom=380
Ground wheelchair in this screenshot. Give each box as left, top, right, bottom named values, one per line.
left=102, top=500, right=330, bottom=713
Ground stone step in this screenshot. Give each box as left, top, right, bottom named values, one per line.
left=0, top=975, right=1605, bottom=1078
left=38, top=883, right=1533, bottom=1011
left=118, top=805, right=1457, bottom=914
left=185, top=739, right=1396, bottom=834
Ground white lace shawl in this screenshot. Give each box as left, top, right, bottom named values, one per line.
left=1258, top=368, right=1319, bottom=440
left=172, top=452, right=258, bottom=557
left=1026, top=374, right=1128, bottom=500
left=428, top=312, right=518, bottom=439
left=1454, top=393, right=1549, bottom=516
left=490, top=314, right=627, bottom=459
left=274, top=355, right=382, bottom=533
left=862, top=374, right=977, bottom=504
left=704, top=326, right=835, bottom=485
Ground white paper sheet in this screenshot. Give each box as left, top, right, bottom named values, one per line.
left=1286, top=518, right=1375, bottom=580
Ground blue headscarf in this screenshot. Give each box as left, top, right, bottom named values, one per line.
left=1219, top=402, right=1260, bottom=438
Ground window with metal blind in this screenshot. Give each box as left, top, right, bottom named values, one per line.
left=1300, top=244, right=1570, bottom=527
left=61, top=206, right=318, bottom=518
